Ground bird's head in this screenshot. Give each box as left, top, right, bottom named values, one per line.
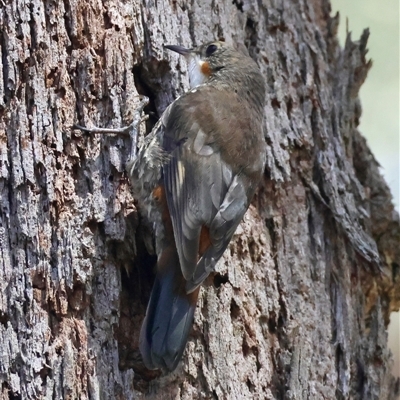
left=165, top=41, right=242, bottom=88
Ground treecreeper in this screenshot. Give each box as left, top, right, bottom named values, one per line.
left=75, top=41, right=266, bottom=371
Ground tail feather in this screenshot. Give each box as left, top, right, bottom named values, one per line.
left=139, top=264, right=199, bottom=371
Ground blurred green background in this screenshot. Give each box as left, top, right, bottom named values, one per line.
left=330, top=0, right=399, bottom=383
left=330, top=0, right=399, bottom=210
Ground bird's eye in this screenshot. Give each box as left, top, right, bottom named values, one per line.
left=206, top=44, right=218, bottom=57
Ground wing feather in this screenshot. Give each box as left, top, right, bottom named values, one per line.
left=161, top=88, right=258, bottom=290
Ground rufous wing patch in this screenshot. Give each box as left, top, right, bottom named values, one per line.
left=199, top=225, right=211, bottom=257
left=152, top=185, right=164, bottom=202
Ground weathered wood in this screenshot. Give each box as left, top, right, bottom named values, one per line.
left=0, top=0, right=399, bottom=398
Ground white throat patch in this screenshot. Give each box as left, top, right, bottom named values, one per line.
left=187, top=56, right=208, bottom=88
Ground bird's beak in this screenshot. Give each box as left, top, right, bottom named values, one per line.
left=164, top=45, right=192, bottom=56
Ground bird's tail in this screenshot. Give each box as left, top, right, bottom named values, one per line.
left=139, top=251, right=200, bottom=371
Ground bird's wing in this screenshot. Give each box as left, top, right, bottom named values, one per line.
left=161, top=89, right=252, bottom=287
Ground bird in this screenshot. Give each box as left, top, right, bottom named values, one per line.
left=74, top=40, right=266, bottom=372
left=129, top=41, right=266, bottom=371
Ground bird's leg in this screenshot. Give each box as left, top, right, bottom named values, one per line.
left=73, top=96, right=149, bottom=160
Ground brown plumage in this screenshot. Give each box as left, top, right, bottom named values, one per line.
left=127, top=41, right=266, bottom=371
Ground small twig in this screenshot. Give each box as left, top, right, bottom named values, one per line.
left=73, top=115, right=149, bottom=136
left=73, top=96, right=150, bottom=160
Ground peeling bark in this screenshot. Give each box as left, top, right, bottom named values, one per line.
left=0, top=0, right=399, bottom=399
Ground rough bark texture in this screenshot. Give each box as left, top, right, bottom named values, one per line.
left=0, top=0, right=399, bottom=399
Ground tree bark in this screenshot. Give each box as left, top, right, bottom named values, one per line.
left=0, top=0, right=399, bottom=399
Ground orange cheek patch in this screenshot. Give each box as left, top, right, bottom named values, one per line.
left=200, top=61, right=212, bottom=76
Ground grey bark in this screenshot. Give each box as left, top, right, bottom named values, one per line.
left=0, top=0, right=399, bottom=399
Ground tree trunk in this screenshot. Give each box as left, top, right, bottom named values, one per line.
left=0, top=0, right=399, bottom=398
